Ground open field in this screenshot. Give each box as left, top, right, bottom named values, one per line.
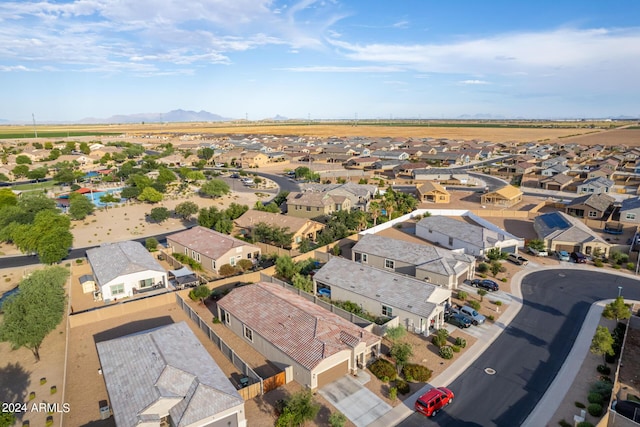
left=0, top=121, right=634, bottom=143
left=555, top=127, right=640, bottom=146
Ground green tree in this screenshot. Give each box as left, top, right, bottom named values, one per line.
left=275, top=255, right=300, bottom=281
left=53, top=167, right=77, bottom=184
left=213, top=218, right=233, bottom=234
left=15, top=154, right=32, bottom=164
left=17, top=192, right=56, bottom=222
left=149, top=207, right=170, bottom=223
left=189, top=285, right=211, bottom=304
left=385, top=325, right=407, bottom=343
left=0, top=410, right=16, bottom=427
left=224, top=203, right=249, bottom=220
left=272, top=191, right=290, bottom=207
left=0, top=173, right=9, bottom=182
left=486, top=248, right=506, bottom=261
left=26, top=167, right=48, bottom=181
left=602, top=297, right=631, bottom=322
left=477, top=289, right=488, bottom=302
left=292, top=273, right=313, bottom=293
left=254, top=201, right=280, bottom=213
left=390, top=342, right=413, bottom=373
left=0, top=188, right=18, bottom=208
left=12, top=164, right=29, bottom=178
left=0, top=266, right=69, bottom=361
left=198, top=206, right=223, bottom=229
left=590, top=325, right=615, bottom=364
left=276, top=390, right=320, bottom=427
left=186, top=170, right=206, bottom=182
left=197, top=147, right=215, bottom=162
left=253, top=222, right=294, bottom=248
left=138, top=187, right=163, bottom=203
left=489, top=260, right=502, bottom=277
left=99, top=193, right=120, bottom=208
left=298, top=237, right=315, bottom=253
left=175, top=201, right=199, bottom=220
left=79, top=141, right=91, bottom=155
left=527, top=239, right=545, bottom=251
left=156, top=167, right=177, bottom=185
left=121, top=186, right=141, bottom=199
left=68, top=192, right=95, bottom=220
left=369, top=201, right=382, bottom=226
left=200, top=179, right=230, bottom=197
left=145, top=237, right=159, bottom=252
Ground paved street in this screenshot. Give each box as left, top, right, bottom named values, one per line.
left=398, top=269, right=640, bottom=427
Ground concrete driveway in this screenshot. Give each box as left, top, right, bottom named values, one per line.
left=318, top=374, right=392, bottom=427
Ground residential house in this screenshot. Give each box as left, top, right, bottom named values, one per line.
left=541, top=164, right=570, bottom=177
left=393, top=162, right=429, bottom=178
left=371, top=150, right=409, bottom=161
left=415, top=215, right=522, bottom=257
left=565, top=193, right=615, bottom=220
left=412, top=168, right=471, bottom=185
left=96, top=322, right=246, bottom=427
left=233, top=210, right=325, bottom=249
left=86, top=241, right=167, bottom=303
left=540, top=174, right=574, bottom=191
left=480, top=185, right=523, bottom=208
left=533, top=211, right=610, bottom=256
left=416, top=181, right=450, bottom=203
left=540, top=156, right=568, bottom=169
left=166, top=226, right=260, bottom=274
left=286, top=191, right=351, bottom=220
left=576, top=177, right=614, bottom=195
left=351, top=233, right=475, bottom=289
left=239, top=152, right=269, bottom=168
left=313, top=257, right=452, bottom=335
left=217, top=282, right=381, bottom=390
left=619, top=197, right=640, bottom=224
left=344, top=157, right=379, bottom=169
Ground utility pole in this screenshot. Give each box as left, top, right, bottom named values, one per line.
left=32, top=113, right=38, bottom=138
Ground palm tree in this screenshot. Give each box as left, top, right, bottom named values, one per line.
left=369, top=202, right=382, bottom=226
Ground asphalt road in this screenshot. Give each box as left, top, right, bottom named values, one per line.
left=398, top=269, right=640, bottom=427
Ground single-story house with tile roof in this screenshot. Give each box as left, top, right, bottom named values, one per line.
left=416, top=181, right=450, bottom=203
left=540, top=173, right=574, bottom=191
left=533, top=211, right=610, bottom=256
left=166, top=226, right=260, bottom=274
left=86, top=241, right=167, bottom=302
left=565, top=193, right=615, bottom=219
left=313, top=257, right=452, bottom=335
left=96, top=322, right=246, bottom=427
left=217, top=282, right=380, bottom=390
left=285, top=191, right=351, bottom=220
left=620, top=197, right=640, bottom=224
left=480, top=184, right=523, bottom=207
left=415, top=215, right=522, bottom=258
left=233, top=210, right=325, bottom=250
left=576, top=177, right=614, bottom=195
left=351, top=233, right=475, bottom=289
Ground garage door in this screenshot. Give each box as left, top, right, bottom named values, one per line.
left=556, top=244, right=580, bottom=252
left=317, top=360, right=349, bottom=388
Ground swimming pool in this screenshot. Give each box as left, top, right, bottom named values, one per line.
left=85, top=187, right=125, bottom=207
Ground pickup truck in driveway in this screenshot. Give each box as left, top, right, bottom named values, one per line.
left=507, top=253, right=529, bottom=265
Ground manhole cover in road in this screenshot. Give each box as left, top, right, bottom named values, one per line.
left=484, top=368, right=496, bottom=375
left=558, top=273, right=566, bottom=277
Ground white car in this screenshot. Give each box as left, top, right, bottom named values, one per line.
left=528, top=247, right=548, bottom=257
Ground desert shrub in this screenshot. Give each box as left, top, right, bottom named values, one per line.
left=388, top=387, right=397, bottom=401
left=596, top=364, right=611, bottom=375
left=368, top=359, right=396, bottom=381
left=558, top=420, right=571, bottom=427
left=487, top=315, right=495, bottom=322
left=455, top=337, right=467, bottom=348
left=329, top=412, right=347, bottom=427
left=600, top=375, right=612, bottom=382
left=212, top=317, right=221, bottom=324
left=587, top=403, right=602, bottom=417
left=468, top=300, right=481, bottom=310
left=236, top=258, right=254, bottom=272
left=452, top=345, right=461, bottom=353
left=494, top=300, right=503, bottom=306
left=395, top=379, right=410, bottom=395
left=614, top=264, right=622, bottom=270
left=439, top=345, right=454, bottom=359
left=594, top=259, right=604, bottom=267
left=402, top=364, right=432, bottom=382
left=587, top=393, right=603, bottom=405
left=575, top=401, right=586, bottom=409
left=432, top=335, right=446, bottom=348
left=477, top=262, right=489, bottom=273
left=501, top=278, right=508, bottom=282
left=627, top=262, right=635, bottom=270
left=576, top=422, right=594, bottom=427
left=457, top=290, right=468, bottom=301
left=590, top=380, right=613, bottom=401
left=219, top=263, right=238, bottom=276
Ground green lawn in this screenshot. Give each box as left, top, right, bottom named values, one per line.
left=10, top=180, right=57, bottom=191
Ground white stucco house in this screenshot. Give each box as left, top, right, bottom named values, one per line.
left=86, top=241, right=167, bottom=302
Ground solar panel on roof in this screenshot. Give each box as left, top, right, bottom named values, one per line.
left=541, top=213, right=570, bottom=229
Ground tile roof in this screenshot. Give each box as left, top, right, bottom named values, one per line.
left=167, top=226, right=259, bottom=260
left=566, top=193, right=615, bottom=212
left=217, top=282, right=379, bottom=370
left=314, top=257, right=449, bottom=319
left=352, top=233, right=474, bottom=276
left=86, top=241, right=166, bottom=286
left=96, top=322, right=243, bottom=427
left=416, top=216, right=518, bottom=251
left=534, top=211, right=608, bottom=245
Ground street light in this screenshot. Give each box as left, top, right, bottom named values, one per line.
left=618, top=286, right=623, bottom=297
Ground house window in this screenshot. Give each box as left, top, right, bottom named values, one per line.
left=230, top=257, right=236, bottom=266
left=212, top=260, right=216, bottom=269
left=306, top=206, right=311, bottom=211
left=184, top=248, right=188, bottom=255
left=384, top=259, right=395, bottom=270
left=588, top=211, right=598, bottom=218
left=627, top=213, right=636, bottom=220
left=362, top=253, right=368, bottom=264
left=382, top=305, right=393, bottom=317
left=224, top=311, right=230, bottom=324
left=139, top=278, right=153, bottom=288
left=110, top=284, right=125, bottom=296
left=243, top=325, right=253, bottom=342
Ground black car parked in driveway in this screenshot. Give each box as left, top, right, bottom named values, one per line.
left=470, top=279, right=500, bottom=291
left=570, top=251, right=587, bottom=263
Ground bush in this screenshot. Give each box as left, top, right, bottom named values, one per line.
left=594, top=259, right=604, bottom=267
left=590, top=380, right=613, bottom=400
left=501, top=278, right=508, bottom=282
left=455, top=337, right=467, bottom=348
left=587, top=403, right=602, bottom=417
left=388, top=387, right=397, bottom=401
left=395, top=379, right=410, bottom=395
left=627, top=262, right=635, bottom=270
left=452, top=345, right=461, bottom=353
left=477, top=262, right=489, bottom=273
left=596, top=364, right=611, bottom=375
left=487, top=315, right=495, bottom=322
left=576, top=422, right=594, bottom=427
left=369, top=359, right=396, bottom=381
left=402, top=364, right=432, bottom=382
left=468, top=300, right=481, bottom=310
left=236, top=259, right=254, bottom=272
left=439, top=345, right=454, bottom=359
left=494, top=300, right=503, bottom=307
left=575, top=401, right=586, bottom=409
left=457, top=290, right=468, bottom=301
left=219, top=264, right=238, bottom=277
left=432, top=335, right=446, bottom=348
left=558, top=420, right=571, bottom=427
left=329, top=412, right=347, bottom=427
left=587, top=393, right=603, bottom=405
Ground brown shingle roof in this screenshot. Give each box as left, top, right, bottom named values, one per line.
left=167, top=226, right=259, bottom=260
left=217, top=283, right=379, bottom=370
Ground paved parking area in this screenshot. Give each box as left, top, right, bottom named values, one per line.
left=318, top=374, right=392, bottom=427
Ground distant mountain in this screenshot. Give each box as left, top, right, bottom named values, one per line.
left=457, top=113, right=507, bottom=120
left=78, top=109, right=231, bottom=124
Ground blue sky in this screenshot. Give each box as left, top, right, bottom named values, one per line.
left=1, top=0, right=640, bottom=122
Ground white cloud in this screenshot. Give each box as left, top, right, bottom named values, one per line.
left=459, top=80, right=489, bottom=85
left=280, top=65, right=404, bottom=72
left=392, top=20, right=409, bottom=29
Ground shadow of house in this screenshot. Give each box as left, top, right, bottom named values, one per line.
left=93, top=316, right=174, bottom=343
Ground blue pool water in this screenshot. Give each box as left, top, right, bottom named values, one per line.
left=85, top=187, right=125, bottom=207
